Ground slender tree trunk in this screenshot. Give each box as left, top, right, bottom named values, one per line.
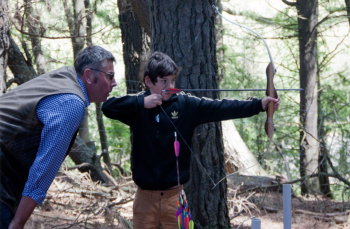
left=0, top=0, right=9, bottom=95
left=84, top=0, right=92, bottom=47
left=317, top=68, right=332, bottom=198
left=73, top=0, right=86, bottom=59
left=298, top=0, right=320, bottom=195
left=63, top=0, right=89, bottom=143
left=345, top=0, right=350, bottom=27
left=84, top=0, right=112, bottom=172
left=150, top=1, right=230, bottom=228
left=24, top=0, right=46, bottom=75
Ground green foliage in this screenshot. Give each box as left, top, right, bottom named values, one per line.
left=219, top=0, right=350, bottom=199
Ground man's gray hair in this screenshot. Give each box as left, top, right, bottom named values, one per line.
left=74, top=45, right=116, bottom=76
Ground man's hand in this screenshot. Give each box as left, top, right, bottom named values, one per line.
left=8, top=196, right=37, bottom=229
left=261, top=93, right=280, bottom=111
left=144, top=94, right=163, bottom=109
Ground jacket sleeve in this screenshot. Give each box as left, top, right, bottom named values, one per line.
left=102, top=94, right=144, bottom=126
left=185, top=95, right=264, bottom=126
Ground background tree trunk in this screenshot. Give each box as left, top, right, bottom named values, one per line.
left=63, top=0, right=90, bottom=146
left=345, top=0, right=350, bottom=27
left=24, top=0, right=46, bottom=75
left=317, top=70, right=332, bottom=198
left=0, top=0, right=9, bottom=95
left=7, top=35, right=37, bottom=85
left=118, top=0, right=147, bottom=94
left=150, top=1, right=230, bottom=227
left=222, top=120, right=268, bottom=176
left=297, top=0, right=320, bottom=195
left=72, top=0, right=86, bottom=59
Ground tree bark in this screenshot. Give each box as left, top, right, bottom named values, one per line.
left=8, top=35, right=37, bottom=85
left=128, top=0, right=150, bottom=36
left=297, top=0, right=320, bottom=195
left=0, top=0, right=9, bottom=95
left=150, top=1, right=230, bottom=228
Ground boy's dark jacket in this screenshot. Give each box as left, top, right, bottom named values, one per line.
left=102, top=91, right=264, bottom=191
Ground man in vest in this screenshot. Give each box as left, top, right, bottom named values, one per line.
left=0, top=45, right=117, bottom=229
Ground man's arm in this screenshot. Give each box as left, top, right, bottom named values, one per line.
left=9, top=197, right=37, bottom=229
left=12, top=94, right=85, bottom=228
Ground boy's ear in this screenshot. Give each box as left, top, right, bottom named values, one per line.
left=145, top=76, right=152, bottom=87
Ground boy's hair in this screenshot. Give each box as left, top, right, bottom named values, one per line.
left=74, top=45, right=116, bottom=77
left=142, top=52, right=181, bottom=86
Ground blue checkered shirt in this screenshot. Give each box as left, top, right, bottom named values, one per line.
left=22, top=76, right=90, bottom=204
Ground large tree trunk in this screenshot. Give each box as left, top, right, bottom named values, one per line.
left=0, top=0, right=9, bottom=95
left=150, top=1, right=230, bottom=228
left=298, top=0, right=320, bottom=195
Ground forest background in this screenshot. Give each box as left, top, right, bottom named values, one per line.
left=1, top=0, right=350, bottom=228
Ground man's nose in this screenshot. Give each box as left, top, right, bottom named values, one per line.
left=111, top=78, right=117, bottom=87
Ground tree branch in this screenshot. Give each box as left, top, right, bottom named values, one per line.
left=281, top=0, right=297, bottom=6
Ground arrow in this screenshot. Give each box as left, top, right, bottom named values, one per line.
left=162, top=88, right=303, bottom=94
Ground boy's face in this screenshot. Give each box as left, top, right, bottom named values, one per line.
left=146, top=75, right=176, bottom=101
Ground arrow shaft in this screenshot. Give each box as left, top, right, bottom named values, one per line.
left=164, top=88, right=302, bottom=92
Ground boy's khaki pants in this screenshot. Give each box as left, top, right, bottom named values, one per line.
left=133, top=186, right=180, bottom=229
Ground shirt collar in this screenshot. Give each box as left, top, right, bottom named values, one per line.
left=77, top=75, right=90, bottom=107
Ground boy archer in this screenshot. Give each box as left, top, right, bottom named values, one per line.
left=102, top=51, right=279, bottom=228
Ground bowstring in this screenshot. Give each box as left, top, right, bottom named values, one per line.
left=159, top=105, right=216, bottom=187
left=158, top=2, right=277, bottom=189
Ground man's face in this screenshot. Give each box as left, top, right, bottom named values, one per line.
left=147, top=75, right=176, bottom=101
left=85, top=59, right=117, bottom=103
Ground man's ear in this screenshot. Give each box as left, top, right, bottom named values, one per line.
left=83, top=68, right=93, bottom=84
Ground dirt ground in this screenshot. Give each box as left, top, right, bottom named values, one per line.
left=24, top=170, right=350, bottom=229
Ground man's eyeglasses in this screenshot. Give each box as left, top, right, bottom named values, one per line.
left=89, top=68, right=114, bottom=80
